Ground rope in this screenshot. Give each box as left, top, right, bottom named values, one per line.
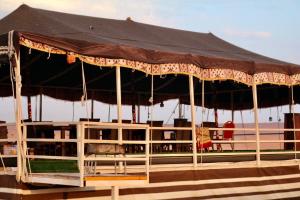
left=81, top=61, right=89, bottom=115
left=8, top=31, right=27, bottom=180
left=81, top=61, right=90, bottom=138
left=0, top=152, right=6, bottom=173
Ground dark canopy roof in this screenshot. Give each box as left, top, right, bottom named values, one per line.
left=0, top=4, right=299, bottom=75
left=0, top=4, right=299, bottom=110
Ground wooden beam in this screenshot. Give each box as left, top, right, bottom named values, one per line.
left=116, top=66, right=122, bottom=143
left=14, top=46, right=23, bottom=181
left=189, top=75, right=197, bottom=168
left=252, top=83, right=261, bottom=166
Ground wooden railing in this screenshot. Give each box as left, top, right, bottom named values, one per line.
left=0, top=121, right=300, bottom=185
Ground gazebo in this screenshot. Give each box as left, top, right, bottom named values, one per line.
left=0, top=4, right=300, bottom=200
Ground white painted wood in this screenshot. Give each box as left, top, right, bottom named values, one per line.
left=189, top=75, right=197, bottom=168
left=26, top=138, right=77, bottom=142
left=76, top=123, right=84, bottom=187
left=85, top=157, right=146, bottom=161
left=151, top=140, right=192, bottom=144
left=85, top=180, right=147, bottom=187
left=116, top=65, right=122, bottom=144
left=22, top=125, right=27, bottom=179
left=150, top=127, right=193, bottom=131
left=252, top=83, right=261, bottom=166
left=27, top=175, right=81, bottom=186
left=26, top=155, right=78, bottom=160
left=14, top=47, right=23, bottom=182
left=145, top=127, right=150, bottom=182
left=84, top=139, right=146, bottom=144
left=112, top=186, right=119, bottom=200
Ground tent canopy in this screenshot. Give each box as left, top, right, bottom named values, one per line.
left=0, top=4, right=299, bottom=110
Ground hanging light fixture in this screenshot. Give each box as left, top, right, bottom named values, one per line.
left=67, top=53, right=76, bottom=64
left=269, top=108, right=273, bottom=122
left=160, top=101, right=164, bottom=107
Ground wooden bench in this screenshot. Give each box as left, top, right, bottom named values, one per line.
left=85, top=143, right=126, bottom=175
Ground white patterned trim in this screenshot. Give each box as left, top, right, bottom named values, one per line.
left=19, top=37, right=300, bottom=86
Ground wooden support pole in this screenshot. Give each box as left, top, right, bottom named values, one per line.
left=116, top=66, right=122, bottom=143
left=39, top=92, right=42, bottom=121
left=112, top=186, right=119, bottom=200
left=14, top=48, right=23, bottom=181
left=252, top=83, right=261, bottom=166
left=22, top=124, right=28, bottom=180
left=77, top=123, right=85, bottom=187
left=145, top=127, right=150, bottom=179
left=291, top=85, right=297, bottom=159
left=116, top=66, right=124, bottom=172
left=189, top=75, right=197, bottom=168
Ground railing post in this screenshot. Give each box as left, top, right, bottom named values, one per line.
left=112, top=186, right=119, bottom=200
left=116, top=65, right=124, bottom=172
left=116, top=65, right=122, bottom=144
left=145, top=127, right=150, bottom=180
left=77, top=123, right=85, bottom=187
left=252, top=83, right=261, bottom=166
left=189, top=75, right=197, bottom=168
left=22, top=125, right=28, bottom=180
left=13, top=45, right=23, bottom=182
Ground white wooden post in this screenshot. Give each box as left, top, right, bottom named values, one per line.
left=252, top=83, right=261, bottom=166
left=112, top=186, right=119, bottom=200
left=22, top=124, right=28, bottom=181
left=15, top=49, right=23, bottom=182
left=116, top=65, right=123, bottom=172
left=189, top=75, right=197, bottom=168
left=145, top=127, right=150, bottom=180
left=116, top=65, right=122, bottom=143
left=291, top=85, right=297, bottom=159
left=77, top=123, right=85, bottom=187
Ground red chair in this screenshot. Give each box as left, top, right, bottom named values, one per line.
left=221, top=121, right=235, bottom=151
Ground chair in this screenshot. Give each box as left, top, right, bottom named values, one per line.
left=221, top=121, right=235, bottom=151
left=196, top=127, right=212, bottom=151
left=201, top=122, right=217, bottom=151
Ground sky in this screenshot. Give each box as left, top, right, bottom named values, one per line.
left=0, top=0, right=299, bottom=124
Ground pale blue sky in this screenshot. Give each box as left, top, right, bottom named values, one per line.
left=0, top=0, right=299, bottom=123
